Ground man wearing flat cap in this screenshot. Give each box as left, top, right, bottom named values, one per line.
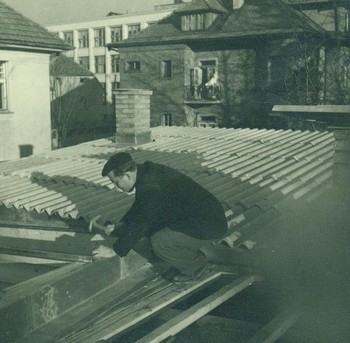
left=91, top=152, right=228, bottom=282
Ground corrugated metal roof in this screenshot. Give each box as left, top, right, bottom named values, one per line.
left=0, top=1, right=70, bottom=51
left=0, top=126, right=335, bottom=244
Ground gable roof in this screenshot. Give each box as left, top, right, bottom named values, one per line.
left=0, top=1, right=70, bottom=52
left=50, top=55, right=95, bottom=77
left=0, top=126, right=334, bottom=249
left=111, top=0, right=325, bottom=47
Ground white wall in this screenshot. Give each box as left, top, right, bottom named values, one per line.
left=0, top=50, right=52, bottom=161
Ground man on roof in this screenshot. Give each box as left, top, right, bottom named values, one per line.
left=91, top=152, right=228, bottom=282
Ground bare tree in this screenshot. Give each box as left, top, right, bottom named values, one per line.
left=50, top=76, right=104, bottom=147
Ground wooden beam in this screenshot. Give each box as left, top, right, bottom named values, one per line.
left=0, top=246, right=92, bottom=263
left=0, top=263, right=56, bottom=285
left=62, top=271, right=224, bottom=343
left=246, top=309, right=300, bottom=343
left=135, top=274, right=257, bottom=343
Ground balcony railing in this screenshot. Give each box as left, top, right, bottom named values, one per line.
left=184, top=85, right=222, bottom=103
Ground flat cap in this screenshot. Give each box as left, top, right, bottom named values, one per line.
left=101, top=152, right=132, bottom=177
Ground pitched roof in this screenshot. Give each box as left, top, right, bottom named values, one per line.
left=0, top=126, right=334, bottom=249
left=50, top=55, right=95, bottom=77
left=111, top=0, right=325, bottom=47
left=0, top=1, right=70, bottom=52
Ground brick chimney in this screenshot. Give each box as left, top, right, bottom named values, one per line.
left=114, top=89, right=153, bottom=144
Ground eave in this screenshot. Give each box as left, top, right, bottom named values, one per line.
left=0, top=43, right=71, bottom=53
left=108, top=28, right=326, bottom=49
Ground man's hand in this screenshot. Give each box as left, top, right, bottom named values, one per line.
left=89, top=215, right=115, bottom=235
left=92, top=245, right=116, bottom=260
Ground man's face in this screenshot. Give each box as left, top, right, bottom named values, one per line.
left=108, top=170, right=136, bottom=193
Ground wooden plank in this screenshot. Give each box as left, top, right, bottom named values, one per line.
left=62, top=271, right=224, bottom=343
left=20, top=267, right=169, bottom=343
left=246, top=310, right=299, bottom=343
left=0, top=246, right=92, bottom=263
left=135, top=275, right=257, bottom=343
left=0, top=263, right=56, bottom=285
left=0, top=253, right=68, bottom=265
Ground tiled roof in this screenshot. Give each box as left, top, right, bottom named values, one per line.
left=0, top=1, right=70, bottom=51
left=0, top=126, right=335, bottom=246
left=113, top=0, right=325, bottom=46
left=50, top=55, right=95, bottom=77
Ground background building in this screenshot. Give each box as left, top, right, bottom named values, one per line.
left=46, top=8, right=180, bottom=104
left=110, top=0, right=350, bottom=129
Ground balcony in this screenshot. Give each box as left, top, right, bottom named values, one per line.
left=184, top=85, right=222, bottom=105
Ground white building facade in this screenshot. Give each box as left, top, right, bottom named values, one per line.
left=0, top=1, right=70, bottom=161
left=0, top=51, right=54, bottom=160
left=46, top=10, right=175, bottom=103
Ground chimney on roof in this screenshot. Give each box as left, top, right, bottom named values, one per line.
left=232, top=0, right=244, bottom=9
left=114, top=89, right=153, bottom=145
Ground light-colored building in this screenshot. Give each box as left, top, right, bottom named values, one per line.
left=0, top=1, right=70, bottom=161
left=46, top=8, right=179, bottom=103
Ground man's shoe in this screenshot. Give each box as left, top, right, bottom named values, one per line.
left=172, top=264, right=209, bottom=283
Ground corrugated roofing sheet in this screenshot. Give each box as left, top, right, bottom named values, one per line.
left=0, top=1, right=70, bottom=51
left=0, top=126, right=335, bottom=243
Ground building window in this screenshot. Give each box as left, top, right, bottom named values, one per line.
left=78, top=30, right=89, bottom=48
left=126, top=61, right=141, bottom=72
left=162, top=113, right=172, bottom=126
left=181, top=13, right=218, bottom=31
left=79, top=56, right=89, bottom=69
left=19, top=145, right=33, bottom=158
left=128, top=24, right=141, bottom=37
left=197, top=114, right=217, bottom=128
left=95, top=56, right=106, bottom=73
left=63, top=31, right=73, bottom=46
left=111, top=55, right=120, bottom=73
left=0, top=61, right=8, bottom=110
left=161, top=60, right=172, bottom=78
left=94, top=28, right=105, bottom=47
left=112, top=81, right=120, bottom=90
left=111, top=26, right=123, bottom=42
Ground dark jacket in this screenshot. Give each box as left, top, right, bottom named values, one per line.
left=112, top=161, right=228, bottom=256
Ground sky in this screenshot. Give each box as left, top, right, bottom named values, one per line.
left=2, top=0, right=171, bottom=26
